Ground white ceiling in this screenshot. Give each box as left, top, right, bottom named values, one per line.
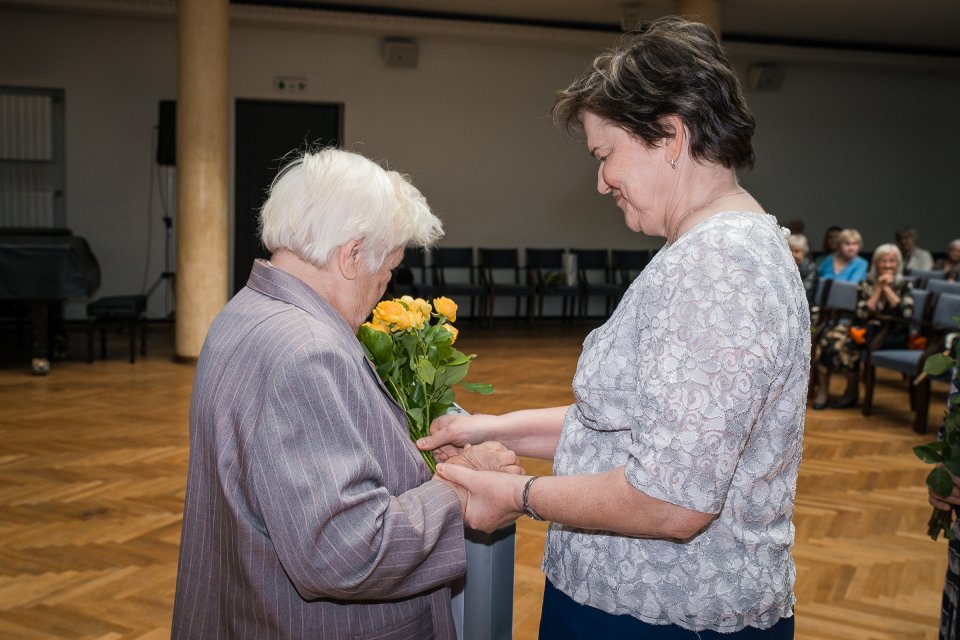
left=249, top=0, right=960, bottom=56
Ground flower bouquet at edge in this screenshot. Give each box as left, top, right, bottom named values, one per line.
left=913, top=318, right=960, bottom=541
left=357, top=295, right=494, bottom=472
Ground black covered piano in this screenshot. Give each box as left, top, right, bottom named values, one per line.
left=0, top=228, right=100, bottom=374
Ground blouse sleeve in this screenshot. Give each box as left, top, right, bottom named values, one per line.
left=625, top=243, right=782, bottom=514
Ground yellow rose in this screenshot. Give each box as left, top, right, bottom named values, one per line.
left=361, top=321, right=389, bottom=334
left=412, top=297, right=432, bottom=317
left=442, top=323, right=458, bottom=344
left=433, top=297, right=458, bottom=323
left=373, top=300, right=406, bottom=327
left=393, top=309, right=424, bottom=331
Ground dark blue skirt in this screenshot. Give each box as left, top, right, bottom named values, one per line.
left=539, top=579, right=794, bottom=639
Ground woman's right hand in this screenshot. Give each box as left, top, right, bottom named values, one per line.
left=417, top=413, right=499, bottom=462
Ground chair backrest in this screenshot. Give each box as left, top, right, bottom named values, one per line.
left=432, top=247, right=476, bottom=284
left=611, top=249, right=650, bottom=270
left=908, top=268, right=946, bottom=288
left=525, top=248, right=564, bottom=270
left=572, top=248, right=608, bottom=270
left=479, top=248, right=520, bottom=269
left=931, top=293, right=960, bottom=330
left=927, top=279, right=960, bottom=297
left=911, top=289, right=932, bottom=322
left=478, top=248, right=522, bottom=284
left=403, top=246, right=426, bottom=269
left=611, top=249, right=651, bottom=284
left=821, top=279, right=860, bottom=312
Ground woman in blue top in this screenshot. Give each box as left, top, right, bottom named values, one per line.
left=818, top=228, right=868, bottom=282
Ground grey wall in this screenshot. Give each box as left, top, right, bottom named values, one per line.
left=1, top=5, right=957, bottom=318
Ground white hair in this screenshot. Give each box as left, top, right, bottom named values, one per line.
left=259, top=148, right=443, bottom=270
left=869, top=243, right=903, bottom=282
left=786, top=233, right=809, bottom=254
left=949, top=238, right=960, bottom=251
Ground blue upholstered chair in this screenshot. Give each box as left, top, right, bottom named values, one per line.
left=927, top=279, right=960, bottom=297
left=862, top=292, right=960, bottom=433
left=808, top=279, right=862, bottom=398
left=907, top=268, right=946, bottom=289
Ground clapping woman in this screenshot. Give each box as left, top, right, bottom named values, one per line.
left=812, top=243, right=913, bottom=409
left=419, top=17, right=806, bottom=639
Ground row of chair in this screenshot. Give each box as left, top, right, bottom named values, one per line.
left=389, top=247, right=654, bottom=321
left=812, top=278, right=960, bottom=432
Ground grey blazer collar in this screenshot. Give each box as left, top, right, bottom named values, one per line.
left=245, top=259, right=355, bottom=340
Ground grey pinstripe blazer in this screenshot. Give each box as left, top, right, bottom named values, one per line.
left=172, top=260, right=466, bottom=639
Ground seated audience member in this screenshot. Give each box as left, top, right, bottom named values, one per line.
left=788, top=233, right=818, bottom=307
left=896, top=227, right=934, bottom=272
left=935, top=238, right=960, bottom=282
left=818, top=228, right=868, bottom=283
left=812, top=243, right=913, bottom=410
left=815, top=225, right=843, bottom=269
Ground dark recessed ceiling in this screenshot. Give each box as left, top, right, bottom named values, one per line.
left=233, top=0, right=960, bottom=57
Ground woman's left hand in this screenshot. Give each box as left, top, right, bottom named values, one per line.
left=435, top=463, right=526, bottom=533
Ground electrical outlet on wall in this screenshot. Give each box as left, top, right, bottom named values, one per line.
left=273, top=76, right=307, bottom=92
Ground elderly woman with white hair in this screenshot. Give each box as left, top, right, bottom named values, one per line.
left=172, top=148, right=521, bottom=639
left=812, top=243, right=914, bottom=409
left=787, top=233, right=818, bottom=307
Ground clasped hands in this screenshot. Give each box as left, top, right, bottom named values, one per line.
left=422, top=414, right=528, bottom=533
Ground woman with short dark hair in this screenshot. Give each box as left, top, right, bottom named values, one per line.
left=421, top=17, right=805, bottom=639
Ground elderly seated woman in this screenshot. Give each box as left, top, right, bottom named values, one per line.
left=172, top=148, right=522, bottom=639
left=812, top=243, right=914, bottom=410
left=935, top=238, right=960, bottom=282
left=788, top=233, right=818, bottom=308
left=818, top=228, right=868, bottom=283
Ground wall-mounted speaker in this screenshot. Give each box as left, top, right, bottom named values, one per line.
left=747, top=65, right=785, bottom=91
left=382, top=38, right=419, bottom=68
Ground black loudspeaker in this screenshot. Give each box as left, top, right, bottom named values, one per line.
left=157, top=100, right=176, bottom=166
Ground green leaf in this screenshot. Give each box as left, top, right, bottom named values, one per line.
left=914, top=443, right=945, bottom=463
left=924, top=353, right=954, bottom=376
left=436, top=387, right=455, bottom=405
left=928, top=466, right=954, bottom=498
left=405, top=406, right=425, bottom=427
left=358, top=326, right=394, bottom=364
left=460, top=381, right=495, bottom=394
left=416, top=358, right=437, bottom=385
left=945, top=457, right=960, bottom=477
left=445, top=350, right=474, bottom=366
left=436, top=363, right=469, bottom=387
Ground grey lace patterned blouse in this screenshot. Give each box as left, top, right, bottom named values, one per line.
left=543, top=212, right=810, bottom=633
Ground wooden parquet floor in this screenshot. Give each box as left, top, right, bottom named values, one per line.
left=0, top=322, right=951, bottom=639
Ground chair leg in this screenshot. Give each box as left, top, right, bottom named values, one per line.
left=100, top=328, right=107, bottom=359
left=913, top=379, right=931, bottom=434
left=86, top=323, right=94, bottom=364
left=140, top=321, right=147, bottom=356
left=128, top=321, right=136, bottom=363
left=861, top=365, right=875, bottom=415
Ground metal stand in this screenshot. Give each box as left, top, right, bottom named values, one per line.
left=451, top=525, right=516, bottom=640
left=146, top=166, right=176, bottom=318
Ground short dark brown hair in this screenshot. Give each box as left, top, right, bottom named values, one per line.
left=553, top=16, right=756, bottom=171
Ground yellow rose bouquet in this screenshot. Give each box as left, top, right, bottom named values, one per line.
left=358, top=295, right=493, bottom=471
